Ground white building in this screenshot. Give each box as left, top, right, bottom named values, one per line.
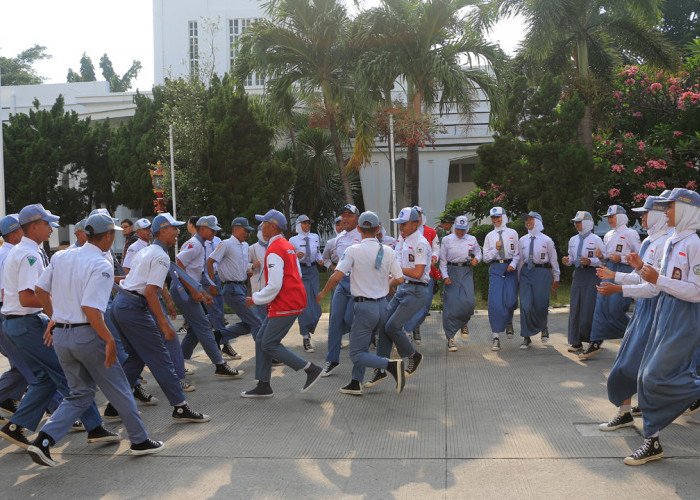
left=0, top=80, right=148, bottom=250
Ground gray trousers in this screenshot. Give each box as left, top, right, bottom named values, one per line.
left=41, top=325, right=148, bottom=444
left=255, top=315, right=307, bottom=382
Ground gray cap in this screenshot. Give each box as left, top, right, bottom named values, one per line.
left=85, top=214, right=123, bottom=235
left=296, top=214, right=314, bottom=224
left=358, top=211, right=380, bottom=228
left=196, top=215, right=221, bottom=231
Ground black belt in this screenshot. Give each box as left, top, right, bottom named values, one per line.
left=447, top=262, right=469, bottom=267
left=6, top=314, right=30, bottom=320
left=493, top=259, right=512, bottom=264
left=54, top=322, right=90, bottom=329
left=354, top=297, right=382, bottom=302
left=531, top=263, right=552, bottom=268
left=223, top=280, right=247, bottom=285
left=405, top=280, right=429, bottom=287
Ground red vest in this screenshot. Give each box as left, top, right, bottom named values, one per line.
left=264, top=237, right=307, bottom=317
left=423, top=226, right=441, bottom=280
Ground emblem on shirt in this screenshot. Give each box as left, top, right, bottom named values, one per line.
left=268, top=263, right=275, bottom=268
left=540, top=253, right=546, bottom=260
left=671, top=267, right=682, bottom=280
left=408, top=254, right=415, bottom=263
left=615, top=244, right=623, bottom=252
left=416, top=247, right=425, bottom=255
left=27, top=256, right=37, bottom=266
left=694, top=264, right=700, bottom=275
left=101, top=272, right=110, bottom=279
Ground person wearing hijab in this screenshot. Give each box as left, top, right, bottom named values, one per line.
left=482, top=207, right=520, bottom=351
left=596, top=195, right=670, bottom=432
left=249, top=224, right=269, bottom=322
left=438, top=215, right=481, bottom=352
left=562, top=211, right=605, bottom=352
left=289, top=215, right=324, bottom=353
left=599, top=188, right=700, bottom=465
left=517, top=212, right=560, bottom=350
left=580, top=205, right=641, bottom=359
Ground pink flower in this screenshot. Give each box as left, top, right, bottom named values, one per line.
left=494, top=193, right=506, bottom=203
left=632, top=112, right=643, bottom=118
left=609, top=188, right=620, bottom=198
left=616, top=142, right=623, bottom=147
left=623, top=132, right=635, bottom=139
left=656, top=180, right=666, bottom=188
left=634, top=193, right=649, bottom=203
left=613, top=91, right=623, bottom=100
left=644, top=181, right=657, bottom=189
left=687, top=181, right=697, bottom=190
left=478, top=190, right=487, bottom=197
left=624, top=78, right=636, bottom=85
left=637, top=141, right=645, bottom=150
left=611, top=164, right=625, bottom=173
left=614, top=149, right=623, bottom=155
left=686, top=161, right=695, bottom=168
left=668, top=77, right=679, bottom=85
left=490, top=183, right=500, bottom=190
left=669, top=85, right=681, bottom=94
left=649, top=82, right=662, bottom=92
left=673, top=131, right=683, bottom=137
left=634, top=166, right=644, bottom=175
left=646, top=159, right=668, bottom=170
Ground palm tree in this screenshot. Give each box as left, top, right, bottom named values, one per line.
left=495, top=0, right=677, bottom=156
left=234, top=0, right=357, bottom=204
left=356, top=0, right=506, bottom=205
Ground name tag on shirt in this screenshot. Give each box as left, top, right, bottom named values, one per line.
left=671, top=267, right=682, bottom=280
left=616, top=244, right=623, bottom=252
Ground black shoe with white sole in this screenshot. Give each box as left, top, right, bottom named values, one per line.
left=461, top=324, right=469, bottom=339
left=28, top=432, right=56, bottom=467
left=405, top=351, right=423, bottom=379
left=303, top=338, right=315, bottom=353
left=103, top=402, right=120, bottom=421
left=340, top=380, right=362, bottom=395
left=172, top=404, right=211, bottom=423
left=631, top=405, right=642, bottom=417
left=506, top=323, right=514, bottom=339
left=579, top=341, right=603, bottom=360
left=221, top=343, right=241, bottom=360
left=70, top=420, right=86, bottom=432
left=541, top=328, right=549, bottom=343
left=599, top=411, right=634, bottom=431
left=240, top=383, right=274, bottom=398
left=520, top=337, right=532, bottom=350
left=0, top=398, right=20, bottom=416
left=385, top=359, right=405, bottom=394
left=321, top=361, right=339, bottom=377
left=413, top=328, right=422, bottom=345
left=130, top=438, right=165, bottom=456
left=215, top=363, right=244, bottom=378
left=364, top=369, right=387, bottom=388
left=87, top=425, right=121, bottom=443
left=133, top=385, right=159, bottom=405
left=683, top=399, right=700, bottom=416
left=0, top=422, right=30, bottom=449
left=302, top=364, right=323, bottom=393
left=624, top=436, right=664, bottom=465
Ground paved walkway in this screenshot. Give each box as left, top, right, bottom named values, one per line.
left=1, top=310, right=699, bottom=499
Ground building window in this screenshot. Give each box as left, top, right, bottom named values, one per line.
left=230, top=18, right=264, bottom=86
left=448, top=161, right=476, bottom=184
left=188, top=21, right=199, bottom=75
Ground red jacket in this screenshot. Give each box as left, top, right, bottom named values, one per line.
left=264, top=237, right=307, bottom=317
left=423, top=226, right=441, bottom=281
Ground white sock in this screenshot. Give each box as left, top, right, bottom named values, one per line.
left=492, top=332, right=500, bottom=339
left=620, top=404, right=632, bottom=412
left=649, top=431, right=659, bottom=438
left=303, top=362, right=311, bottom=370
left=302, top=334, right=310, bottom=339
left=175, top=401, right=186, bottom=407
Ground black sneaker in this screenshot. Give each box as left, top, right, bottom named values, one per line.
left=567, top=344, right=583, bottom=353
left=240, top=383, right=274, bottom=399
left=385, top=359, right=405, bottom=394
left=413, top=328, right=421, bottom=345
left=541, top=327, right=549, bottom=343
left=303, top=338, right=315, bottom=353
left=130, top=438, right=165, bottom=456
left=172, top=404, right=211, bottom=423
left=624, top=436, right=664, bottom=465
left=215, top=363, right=244, bottom=378
left=364, top=369, right=387, bottom=388
left=0, top=422, right=30, bottom=449
left=599, top=411, right=635, bottom=431
left=506, top=323, right=514, bottom=339
left=405, top=351, right=423, bottom=379
left=302, top=364, right=323, bottom=393
left=87, top=425, right=121, bottom=443
left=320, top=361, right=339, bottom=377
left=103, top=402, right=121, bottom=421
left=133, top=385, right=159, bottom=405
left=70, top=420, right=86, bottom=432
left=683, top=399, right=700, bottom=416
left=631, top=406, right=642, bottom=417
left=222, top=343, right=241, bottom=360
left=520, top=337, right=532, bottom=350
left=28, top=432, right=56, bottom=467
left=491, top=337, right=501, bottom=351
left=138, top=376, right=147, bottom=385
left=0, top=398, right=20, bottom=416
left=461, top=324, right=469, bottom=339
left=447, top=338, right=458, bottom=352
left=339, top=380, right=362, bottom=395
left=579, top=341, right=603, bottom=360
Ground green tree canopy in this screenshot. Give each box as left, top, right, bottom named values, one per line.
left=67, top=53, right=96, bottom=82
left=0, top=45, right=50, bottom=85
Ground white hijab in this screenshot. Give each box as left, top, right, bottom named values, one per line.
left=578, top=219, right=594, bottom=236
left=295, top=220, right=310, bottom=236
left=646, top=210, right=668, bottom=238
left=612, top=213, right=629, bottom=230
left=527, top=218, right=544, bottom=236
left=673, top=201, right=700, bottom=235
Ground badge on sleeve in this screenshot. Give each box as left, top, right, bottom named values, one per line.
left=616, top=244, right=623, bottom=252
left=671, top=267, right=682, bottom=280
left=27, top=256, right=37, bottom=266
left=102, top=272, right=111, bottom=279
left=694, top=264, right=700, bottom=275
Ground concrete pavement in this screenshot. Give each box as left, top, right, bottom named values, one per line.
left=1, top=310, right=699, bottom=498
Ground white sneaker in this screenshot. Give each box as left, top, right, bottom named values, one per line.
left=180, top=380, right=195, bottom=392
left=447, top=338, right=457, bottom=352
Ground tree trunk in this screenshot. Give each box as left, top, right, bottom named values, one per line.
left=405, top=88, right=424, bottom=207
left=321, top=84, right=353, bottom=205
left=576, top=40, right=594, bottom=211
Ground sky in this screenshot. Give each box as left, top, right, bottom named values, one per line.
left=1, top=0, right=525, bottom=92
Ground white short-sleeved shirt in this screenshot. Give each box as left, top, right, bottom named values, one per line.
left=335, top=227, right=362, bottom=261
left=36, top=243, right=114, bottom=323
left=176, top=235, right=206, bottom=281
left=0, top=242, right=15, bottom=294
left=517, top=232, right=561, bottom=281
left=439, top=234, right=482, bottom=279
left=209, top=237, right=250, bottom=282
left=249, top=242, right=268, bottom=293
left=204, top=236, right=221, bottom=272
left=122, top=238, right=149, bottom=269
left=322, top=236, right=338, bottom=268
left=603, top=226, right=641, bottom=260
left=617, top=230, right=670, bottom=286
left=336, top=238, right=403, bottom=298
left=290, top=232, right=322, bottom=265
left=398, top=230, right=431, bottom=283
left=120, top=243, right=171, bottom=294
left=1, top=237, right=46, bottom=315
left=483, top=227, right=520, bottom=266
left=564, top=232, right=605, bottom=268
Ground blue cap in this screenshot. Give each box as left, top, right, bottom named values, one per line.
left=333, top=216, right=341, bottom=224
left=391, top=206, right=420, bottom=224
left=571, top=211, right=593, bottom=222
left=521, top=211, right=543, bottom=221
left=18, top=204, right=60, bottom=227
left=412, top=205, right=423, bottom=214
left=632, top=196, right=666, bottom=213
left=604, top=205, right=627, bottom=216
left=151, top=213, right=185, bottom=234
left=232, top=217, right=254, bottom=231
left=296, top=214, right=314, bottom=224
left=659, top=189, right=672, bottom=198
left=454, top=215, right=470, bottom=230
left=340, top=204, right=359, bottom=216
left=84, top=214, right=122, bottom=235
left=74, top=219, right=87, bottom=233
left=196, top=215, right=221, bottom=231
left=358, top=211, right=380, bottom=228
left=88, top=208, right=120, bottom=225
left=655, top=188, right=700, bottom=207
left=489, top=206, right=505, bottom=217
left=0, top=214, right=21, bottom=236
left=255, top=209, right=287, bottom=230
left=134, top=218, right=151, bottom=231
